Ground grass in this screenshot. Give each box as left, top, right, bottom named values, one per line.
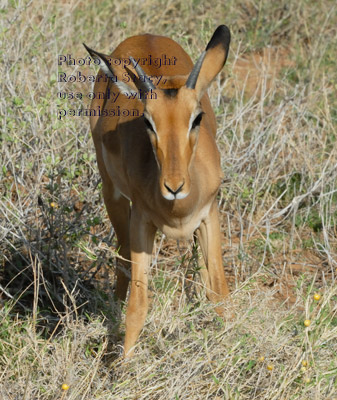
left=1, top=0, right=337, bottom=399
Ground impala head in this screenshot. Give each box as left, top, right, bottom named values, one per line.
left=84, top=25, right=230, bottom=201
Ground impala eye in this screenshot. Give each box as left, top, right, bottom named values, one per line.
left=144, top=116, right=154, bottom=132
left=191, top=112, right=203, bottom=130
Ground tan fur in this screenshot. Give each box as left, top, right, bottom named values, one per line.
left=86, top=26, right=231, bottom=357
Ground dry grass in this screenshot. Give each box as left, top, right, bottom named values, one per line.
left=1, top=0, right=337, bottom=399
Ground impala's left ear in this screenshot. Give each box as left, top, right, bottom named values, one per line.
left=185, top=25, right=230, bottom=100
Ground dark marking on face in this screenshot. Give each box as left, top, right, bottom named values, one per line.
left=163, top=88, right=178, bottom=98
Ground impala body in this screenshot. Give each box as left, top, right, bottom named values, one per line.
left=84, top=25, right=231, bottom=357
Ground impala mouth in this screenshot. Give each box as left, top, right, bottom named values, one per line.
left=163, top=191, right=188, bottom=201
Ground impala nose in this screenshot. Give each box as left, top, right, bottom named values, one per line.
left=164, top=181, right=184, bottom=196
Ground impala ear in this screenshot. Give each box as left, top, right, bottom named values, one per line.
left=185, top=25, right=230, bottom=100
left=83, top=43, right=138, bottom=97
left=124, top=57, right=156, bottom=101
left=83, top=43, right=116, bottom=81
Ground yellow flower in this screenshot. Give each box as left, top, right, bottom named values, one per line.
left=304, top=319, right=311, bottom=327
left=61, top=384, right=70, bottom=390
left=313, top=293, right=321, bottom=301
left=267, top=364, right=274, bottom=371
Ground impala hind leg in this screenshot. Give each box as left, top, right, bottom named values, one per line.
left=124, top=208, right=156, bottom=357
left=102, top=181, right=131, bottom=301
left=193, top=234, right=210, bottom=296
left=196, top=201, right=229, bottom=311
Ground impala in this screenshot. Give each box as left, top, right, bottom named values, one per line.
left=84, top=25, right=231, bottom=357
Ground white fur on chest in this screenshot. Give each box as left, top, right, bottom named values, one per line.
left=157, top=202, right=212, bottom=240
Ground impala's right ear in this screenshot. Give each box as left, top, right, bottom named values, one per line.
left=83, top=43, right=138, bottom=96
left=185, top=25, right=230, bottom=100
left=83, top=43, right=116, bottom=81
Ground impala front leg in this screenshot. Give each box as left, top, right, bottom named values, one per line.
left=124, top=209, right=156, bottom=358
left=197, top=200, right=229, bottom=311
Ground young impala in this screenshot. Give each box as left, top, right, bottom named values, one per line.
left=84, top=25, right=231, bottom=357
